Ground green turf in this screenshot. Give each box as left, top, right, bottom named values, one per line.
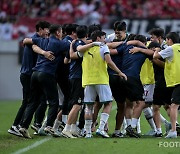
left=0, top=100, right=180, bottom=154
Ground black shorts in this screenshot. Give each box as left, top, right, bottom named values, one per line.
left=125, top=76, right=144, bottom=102
left=171, top=84, right=180, bottom=104
left=109, top=75, right=126, bottom=103
left=153, top=85, right=173, bottom=105
left=68, top=78, right=84, bottom=107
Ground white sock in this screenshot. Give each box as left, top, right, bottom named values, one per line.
left=157, top=128, right=162, bottom=134
left=122, top=117, right=127, bottom=129
left=136, top=118, right=141, bottom=133
left=53, top=119, right=61, bottom=130
left=85, top=120, right=92, bottom=135
left=41, top=116, right=47, bottom=129
left=131, top=118, right=138, bottom=128
left=126, top=119, right=132, bottom=126
left=143, top=107, right=157, bottom=131
left=64, top=124, right=71, bottom=132
left=148, top=118, right=157, bottom=131
left=160, top=114, right=169, bottom=124
left=99, top=113, right=109, bottom=131
left=71, top=124, right=77, bottom=133
left=114, top=130, right=120, bottom=134
left=62, top=115, right=68, bottom=124
left=160, top=114, right=171, bottom=129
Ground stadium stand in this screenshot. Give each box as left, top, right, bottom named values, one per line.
left=0, top=0, right=180, bottom=39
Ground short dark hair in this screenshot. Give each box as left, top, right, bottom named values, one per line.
left=62, top=23, right=68, bottom=35
left=95, top=24, right=102, bottom=31
left=166, top=32, right=180, bottom=43
left=88, top=24, right=101, bottom=38
left=116, top=21, right=126, bottom=31
left=149, top=28, right=164, bottom=38
left=127, top=34, right=136, bottom=41
left=134, top=34, right=147, bottom=44
left=65, top=23, right=79, bottom=35
left=49, top=24, right=61, bottom=35
left=76, top=25, right=88, bottom=39
left=113, top=21, right=121, bottom=31
left=148, top=41, right=161, bottom=49
left=91, top=30, right=106, bottom=42
left=35, top=21, right=50, bottom=32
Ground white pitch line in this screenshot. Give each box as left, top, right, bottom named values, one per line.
left=12, top=137, right=51, bottom=154
left=12, top=105, right=117, bottom=154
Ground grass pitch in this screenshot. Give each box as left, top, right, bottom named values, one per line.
left=0, top=100, right=179, bottom=154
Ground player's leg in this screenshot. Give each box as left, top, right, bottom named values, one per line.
left=166, top=86, right=180, bottom=138
left=96, top=85, right=113, bottom=138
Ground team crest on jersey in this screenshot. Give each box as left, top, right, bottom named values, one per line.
left=78, top=98, right=82, bottom=104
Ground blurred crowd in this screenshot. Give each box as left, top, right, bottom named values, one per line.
left=0, top=0, right=180, bottom=40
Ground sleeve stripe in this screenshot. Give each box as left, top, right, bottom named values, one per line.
left=104, top=52, right=110, bottom=55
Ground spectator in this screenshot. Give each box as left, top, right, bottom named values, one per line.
left=0, top=18, right=13, bottom=40
left=0, top=0, right=180, bottom=40
left=58, top=0, right=73, bottom=13
left=88, top=2, right=102, bottom=25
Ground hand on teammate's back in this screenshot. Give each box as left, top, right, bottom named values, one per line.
left=129, top=47, right=139, bottom=54
left=118, top=72, right=127, bottom=80
left=43, top=51, right=55, bottom=61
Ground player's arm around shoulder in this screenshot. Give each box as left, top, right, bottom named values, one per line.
left=70, top=40, right=80, bottom=59
left=104, top=45, right=127, bottom=80
left=154, top=46, right=173, bottom=60
left=129, top=47, right=154, bottom=56
left=151, top=47, right=164, bottom=68
left=32, top=45, right=55, bottom=61
left=77, top=42, right=101, bottom=53
left=107, top=41, right=123, bottom=49
left=153, top=48, right=163, bottom=59
left=23, top=38, right=33, bottom=45
left=127, top=40, right=146, bottom=48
